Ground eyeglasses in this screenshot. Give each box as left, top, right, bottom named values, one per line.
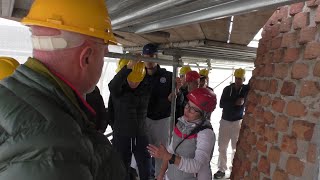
left=184, top=102, right=201, bottom=114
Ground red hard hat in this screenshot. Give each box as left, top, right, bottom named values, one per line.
left=187, top=88, right=217, bottom=113
left=185, top=71, right=200, bottom=82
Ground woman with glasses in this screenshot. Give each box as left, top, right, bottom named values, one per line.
left=147, top=88, right=217, bottom=180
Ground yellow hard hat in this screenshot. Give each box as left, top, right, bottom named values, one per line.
left=127, top=62, right=146, bottom=83
left=179, top=66, right=192, bottom=75
left=115, top=59, right=130, bottom=73
left=199, top=69, right=209, bottom=77
left=0, top=57, right=20, bottom=80
left=21, top=0, right=116, bottom=44
left=234, top=68, right=246, bottom=78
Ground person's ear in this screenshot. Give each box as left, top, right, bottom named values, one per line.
left=79, top=46, right=93, bottom=69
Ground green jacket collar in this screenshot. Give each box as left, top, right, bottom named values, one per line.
left=24, top=57, right=96, bottom=124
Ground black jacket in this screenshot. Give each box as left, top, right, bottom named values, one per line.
left=175, top=86, right=188, bottom=121
left=147, top=65, right=172, bottom=120
left=86, top=86, right=108, bottom=132
left=108, top=66, right=152, bottom=137
left=220, top=83, right=250, bottom=121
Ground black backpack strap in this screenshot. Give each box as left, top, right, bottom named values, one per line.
left=174, top=121, right=213, bottom=153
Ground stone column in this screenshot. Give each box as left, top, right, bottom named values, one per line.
left=231, top=1, right=320, bottom=179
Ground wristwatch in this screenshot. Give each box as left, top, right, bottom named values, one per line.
left=169, top=154, right=176, bottom=164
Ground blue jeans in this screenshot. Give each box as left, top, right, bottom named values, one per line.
left=113, top=135, right=152, bottom=180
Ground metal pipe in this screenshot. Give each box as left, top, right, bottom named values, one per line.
left=111, top=0, right=193, bottom=29
left=105, top=52, right=181, bottom=66
left=169, top=55, right=179, bottom=143
left=163, top=50, right=255, bottom=63
left=131, top=0, right=305, bottom=33
left=123, top=40, right=256, bottom=54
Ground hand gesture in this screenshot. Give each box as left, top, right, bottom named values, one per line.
left=235, top=98, right=245, bottom=106
left=176, top=77, right=182, bottom=90
left=147, top=143, right=171, bottom=161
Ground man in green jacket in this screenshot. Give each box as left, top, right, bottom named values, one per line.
left=0, top=0, right=125, bottom=179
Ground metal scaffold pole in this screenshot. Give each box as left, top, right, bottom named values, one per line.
left=105, top=52, right=180, bottom=66
left=169, top=55, right=180, bottom=144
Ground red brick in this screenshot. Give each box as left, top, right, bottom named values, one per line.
left=263, top=52, right=273, bottom=65
left=257, top=43, right=268, bottom=55
left=274, top=64, right=289, bottom=79
left=250, top=168, right=260, bottom=180
left=280, top=17, right=292, bottom=32
left=284, top=48, right=300, bottom=62
left=264, top=111, right=275, bottom=124
left=255, top=122, right=265, bottom=136
left=273, top=169, right=289, bottom=180
left=272, top=98, right=286, bottom=113
left=255, top=55, right=264, bottom=66
left=300, top=81, right=320, bottom=97
left=269, top=80, right=278, bottom=94
left=247, top=132, right=257, bottom=145
left=299, top=27, right=317, bottom=44
left=247, top=116, right=256, bottom=130
left=286, top=157, right=305, bottom=176
left=287, top=101, right=307, bottom=117
left=264, top=64, right=274, bottom=77
left=272, top=36, right=283, bottom=49
left=293, top=120, right=315, bottom=140
left=258, top=156, right=270, bottom=175
left=247, top=92, right=261, bottom=104
left=264, top=127, right=278, bottom=143
left=246, top=102, right=256, bottom=114
left=268, top=147, right=281, bottom=163
left=293, top=12, right=310, bottom=30
left=307, top=143, right=317, bottom=163
left=258, top=79, right=270, bottom=92
left=260, top=96, right=272, bottom=106
left=273, top=49, right=284, bottom=63
left=279, top=7, right=289, bottom=21
left=249, top=148, right=258, bottom=162
left=239, top=139, right=251, bottom=153
left=314, top=61, right=320, bottom=77
left=271, top=24, right=281, bottom=37
left=275, top=115, right=289, bottom=132
left=261, top=29, right=272, bottom=41
left=307, top=0, right=320, bottom=7
left=257, top=137, right=268, bottom=153
left=312, top=111, right=320, bottom=119
left=290, top=2, right=305, bottom=15
left=304, top=41, right=320, bottom=59
left=281, top=135, right=298, bottom=154
left=315, top=6, right=320, bottom=23
left=281, top=81, right=296, bottom=96
left=253, top=107, right=264, bottom=121
left=292, top=63, right=309, bottom=79
left=281, top=32, right=298, bottom=48
left=235, top=146, right=247, bottom=160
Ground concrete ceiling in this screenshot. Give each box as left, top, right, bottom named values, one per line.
left=0, top=0, right=306, bottom=63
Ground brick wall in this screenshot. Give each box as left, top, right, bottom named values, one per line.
left=231, top=1, right=320, bottom=179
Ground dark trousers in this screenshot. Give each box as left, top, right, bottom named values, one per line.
left=113, top=135, right=152, bottom=180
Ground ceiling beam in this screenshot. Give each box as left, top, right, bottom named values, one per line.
left=123, top=40, right=256, bottom=53
left=127, top=0, right=305, bottom=33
